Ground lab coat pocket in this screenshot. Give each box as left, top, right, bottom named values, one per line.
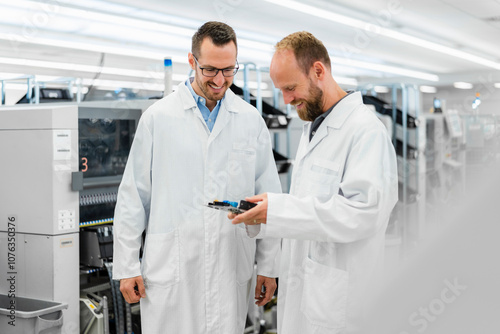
left=305, top=159, right=340, bottom=197
left=300, top=257, right=348, bottom=329
left=142, top=229, right=180, bottom=288
left=235, top=227, right=257, bottom=285
left=227, top=146, right=256, bottom=201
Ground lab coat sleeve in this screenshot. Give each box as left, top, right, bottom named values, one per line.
left=264, top=128, right=398, bottom=243
left=112, top=115, right=153, bottom=279
left=251, top=123, right=282, bottom=277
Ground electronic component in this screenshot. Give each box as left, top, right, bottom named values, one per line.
left=80, top=225, right=114, bottom=267
left=206, top=200, right=257, bottom=214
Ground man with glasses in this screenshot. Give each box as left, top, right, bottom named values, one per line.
left=113, top=21, right=282, bottom=333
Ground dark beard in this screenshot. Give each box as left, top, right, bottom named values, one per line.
left=195, top=74, right=228, bottom=104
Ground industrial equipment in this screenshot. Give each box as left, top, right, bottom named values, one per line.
left=0, top=100, right=155, bottom=333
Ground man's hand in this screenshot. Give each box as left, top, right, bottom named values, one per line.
left=120, top=275, right=146, bottom=304
left=255, top=275, right=277, bottom=306
left=228, top=193, right=268, bottom=225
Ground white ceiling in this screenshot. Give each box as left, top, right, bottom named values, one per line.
left=1, top=0, right=500, bottom=96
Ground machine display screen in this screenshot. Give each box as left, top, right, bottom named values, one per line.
left=434, top=98, right=441, bottom=109
left=78, top=118, right=136, bottom=178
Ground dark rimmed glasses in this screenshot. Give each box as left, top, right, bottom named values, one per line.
left=192, top=55, right=239, bottom=77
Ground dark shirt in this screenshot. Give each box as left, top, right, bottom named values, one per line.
left=309, top=91, right=353, bottom=141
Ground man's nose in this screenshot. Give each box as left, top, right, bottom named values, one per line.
left=282, top=91, right=294, bottom=105
left=213, top=70, right=225, bottom=86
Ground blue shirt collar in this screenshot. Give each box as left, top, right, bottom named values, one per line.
left=185, top=78, right=223, bottom=132
left=185, top=77, right=224, bottom=109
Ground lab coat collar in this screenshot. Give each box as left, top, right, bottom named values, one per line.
left=178, top=83, right=197, bottom=111
left=210, top=97, right=231, bottom=142
left=322, top=91, right=362, bottom=130
left=297, top=91, right=363, bottom=162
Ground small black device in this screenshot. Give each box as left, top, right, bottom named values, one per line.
left=206, top=200, right=257, bottom=214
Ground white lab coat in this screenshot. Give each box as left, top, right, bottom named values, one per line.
left=253, top=92, right=398, bottom=333
left=112, top=83, right=282, bottom=334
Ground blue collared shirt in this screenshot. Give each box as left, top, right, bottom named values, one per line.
left=185, top=78, right=222, bottom=132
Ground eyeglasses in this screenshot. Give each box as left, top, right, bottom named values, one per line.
left=192, top=55, right=239, bottom=77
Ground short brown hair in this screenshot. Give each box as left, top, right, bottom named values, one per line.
left=192, top=21, right=237, bottom=58
left=275, top=31, right=331, bottom=74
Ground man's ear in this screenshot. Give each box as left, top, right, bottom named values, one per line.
left=312, top=61, right=326, bottom=80
left=188, top=53, right=196, bottom=70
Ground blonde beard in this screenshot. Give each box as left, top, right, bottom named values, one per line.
left=295, top=81, right=324, bottom=122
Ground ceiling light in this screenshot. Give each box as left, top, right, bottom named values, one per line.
left=420, top=86, right=437, bottom=93
left=0, top=0, right=437, bottom=81
left=0, top=0, right=272, bottom=62
left=494, top=83, right=500, bottom=88
left=382, top=30, right=500, bottom=70
left=0, top=33, right=188, bottom=63
left=0, top=57, right=190, bottom=82
left=263, top=0, right=500, bottom=71
left=374, top=86, right=390, bottom=93
left=453, top=82, right=473, bottom=89
left=332, top=57, right=439, bottom=82
left=0, top=28, right=436, bottom=81
left=263, top=0, right=365, bottom=29
left=335, top=76, right=358, bottom=86
left=0, top=0, right=195, bottom=37
left=0, top=0, right=446, bottom=83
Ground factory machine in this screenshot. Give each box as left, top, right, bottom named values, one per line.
left=0, top=100, right=154, bottom=333
left=364, top=93, right=467, bottom=247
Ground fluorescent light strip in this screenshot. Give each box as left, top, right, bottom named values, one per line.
left=29, top=0, right=279, bottom=46
left=0, top=33, right=187, bottom=63
left=263, top=0, right=365, bottom=29
left=30, top=0, right=279, bottom=45
left=0, top=0, right=195, bottom=37
left=55, top=7, right=194, bottom=37
left=1, top=31, right=272, bottom=68
left=420, top=85, right=437, bottom=93
left=263, top=0, right=500, bottom=70
left=334, top=76, right=358, bottom=86
left=0, top=57, right=191, bottom=83
left=44, top=0, right=202, bottom=29
left=0, top=0, right=437, bottom=81
left=379, top=29, right=500, bottom=70
left=333, top=57, right=439, bottom=81
left=0, top=32, right=433, bottom=81
left=0, top=57, right=183, bottom=79
left=453, top=82, right=473, bottom=89
left=0, top=0, right=273, bottom=61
